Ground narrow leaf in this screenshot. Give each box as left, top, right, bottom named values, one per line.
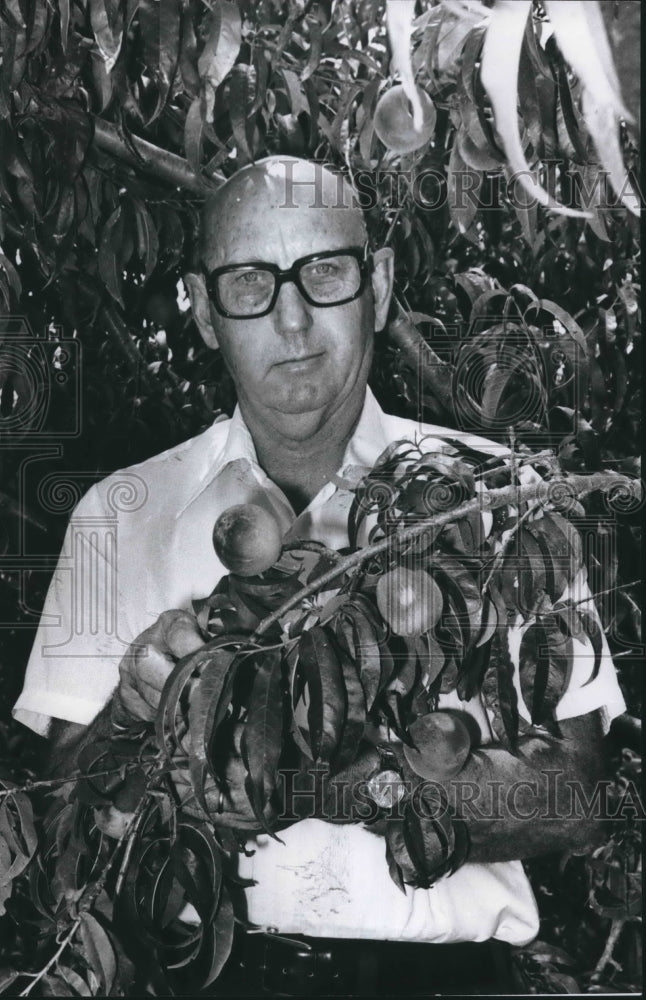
left=297, top=627, right=345, bottom=762
left=79, top=912, right=117, bottom=995
left=482, top=629, right=519, bottom=751
left=577, top=608, right=604, bottom=686
left=203, top=886, right=235, bottom=987
left=332, top=641, right=366, bottom=773
left=89, top=0, right=123, bottom=73
left=139, top=0, right=181, bottom=122
left=188, top=660, right=238, bottom=814
left=240, top=649, right=284, bottom=835
left=97, top=206, right=125, bottom=307
left=480, top=0, right=588, bottom=218
left=132, top=199, right=159, bottom=281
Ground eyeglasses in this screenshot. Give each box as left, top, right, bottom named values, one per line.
left=202, top=245, right=373, bottom=319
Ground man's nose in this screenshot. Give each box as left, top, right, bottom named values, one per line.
left=272, top=279, right=313, bottom=337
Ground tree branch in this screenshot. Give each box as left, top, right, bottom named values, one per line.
left=92, top=118, right=225, bottom=194
left=253, top=473, right=639, bottom=638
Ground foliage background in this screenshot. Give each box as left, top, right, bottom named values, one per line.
left=0, top=0, right=641, bottom=994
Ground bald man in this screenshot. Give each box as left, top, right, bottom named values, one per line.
left=15, top=157, right=625, bottom=995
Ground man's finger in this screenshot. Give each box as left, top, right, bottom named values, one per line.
left=133, top=647, right=175, bottom=692
left=159, top=609, right=204, bottom=660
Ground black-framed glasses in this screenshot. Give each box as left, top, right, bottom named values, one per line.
left=202, top=244, right=373, bottom=319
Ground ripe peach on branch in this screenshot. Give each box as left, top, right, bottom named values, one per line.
left=212, top=503, right=283, bottom=578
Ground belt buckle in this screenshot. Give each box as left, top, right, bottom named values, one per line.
left=261, top=935, right=317, bottom=996
left=260, top=934, right=346, bottom=996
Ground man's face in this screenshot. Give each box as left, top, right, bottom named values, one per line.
left=199, top=170, right=381, bottom=430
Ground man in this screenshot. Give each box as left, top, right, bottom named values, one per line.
left=14, top=157, right=626, bottom=995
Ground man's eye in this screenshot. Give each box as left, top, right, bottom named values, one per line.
left=235, top=270, right=264, bottom=285
left=309, top=262, right=339, bottom=277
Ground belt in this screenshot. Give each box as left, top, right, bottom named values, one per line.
left=211, top=931, right=516, bottom=997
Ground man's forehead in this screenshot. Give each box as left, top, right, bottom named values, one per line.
left=200, top=157, right=366, bottom=263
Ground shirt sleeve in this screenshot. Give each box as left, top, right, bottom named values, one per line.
left=13, top=484, right=135, bottom=736
left=507, top=567, right=627, bottom=736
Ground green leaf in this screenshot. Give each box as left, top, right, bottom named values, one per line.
left=525, top=517, right=569, bottom=603
left=301, top=15, right=322, bottom=82
left=0, top=254, right=21, bottom=301
left=480, top=364, right=518, bottom=426
left=577, top=608, right=604, bottom=686
left=169, top=844, right=213, bottom=926
left=415, top=630, right=446, bottom=689
left=240, top=648, right=284, bottom=835
left=139, top=0, right=181, bottom=122
left=98, top=206, right=125, bottom=307
left=198, top=0, right=242, bottom=119
left=482, top=629, right=519, bottom=751
left=203, top=886, right=235, bottom=987
left=518, top=526, right=548, bottom=616
left=229, top=65, right=254, bottom=164
left=336, top=606, right=382, bottom=712
left=385, top=819, right=419, bottom=889
left=188, top=646, right=239, bottom=813
left=527, top=511, right=582, bottom=596
left=402, top=793, right=453, bottom=887
left=89, top=0, right=123, bottom=74
left=331, top=639, right=366, bottom=773
left=447, top=140, right=481, bottom=237
left=178, top=5, right=200, bottom=96
left=476, top=591, right=499, bottom=648
left=0, top=794, right=36, bottom=885
left=296, top=627, right=345, bottom=762
left=184, top=95, right=205, bottom=175
left=79, top=912, right=117, bottom=995
left=156, top=635, right=245, bottom=757
left=132, top=199, right=159, bottom=281
left=176, top=818, right=222, bottom=924
left=429, top=555, right=482, bottom=648
left=59, top=0, right=70, bottom=51
left=52, top=968, right=91, bottom=997
left=39, top=975, right=74, bottom=996
left=519, top=618, right=571, bottom=726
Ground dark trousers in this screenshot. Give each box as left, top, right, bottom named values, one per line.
left=208, top=932, right=518, bottom=997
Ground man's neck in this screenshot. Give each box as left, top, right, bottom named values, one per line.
left=239, top=391, right=366, bottom=515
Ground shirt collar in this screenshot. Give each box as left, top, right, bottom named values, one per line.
left=340, top=385, right=393, bottom=472
left=179, top=386, right=393, bottom=518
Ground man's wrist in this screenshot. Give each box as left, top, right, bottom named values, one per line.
left=110, top=690, right=137, bottom=732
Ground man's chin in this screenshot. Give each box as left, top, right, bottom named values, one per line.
left=269, top=384, right=331, bottom=417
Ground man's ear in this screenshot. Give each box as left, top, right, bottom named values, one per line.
left=370, top=247, right=394, bottom=333
left=183, top=272, right=219, bottom=349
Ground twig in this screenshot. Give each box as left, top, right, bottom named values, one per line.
left=0, top=759, right=159, bottom=800
left=19, top=918, right=82, bottom=996
left=591, top=917, right=626, bottom=980
left=282, top=540, right=343, bottom=560
left=564, top=580, right=641, bottom=610
left=252, top=473, right=638, bottom=638
left=18, top=791, right=152, bottom=995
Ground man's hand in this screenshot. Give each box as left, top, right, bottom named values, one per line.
left=115, top=609, right=203, bottom=724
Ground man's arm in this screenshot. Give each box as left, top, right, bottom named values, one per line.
left=440, top=710, right=607, bottom=860
left=307, top=709, right=608, bottom=862
left=45, top=610, right=204, bottom=777
left=47, top=712, right=110, bottom=777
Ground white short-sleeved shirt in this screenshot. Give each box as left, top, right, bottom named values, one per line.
left=14, top=388, right=626, bottom=945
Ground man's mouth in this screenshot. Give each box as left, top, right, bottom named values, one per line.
left=274, top=352, right=324, bottom=372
